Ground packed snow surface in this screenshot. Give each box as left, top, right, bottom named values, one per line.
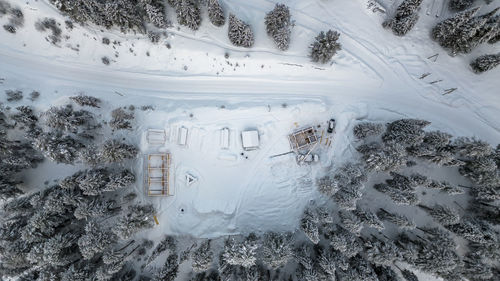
left=1, top=0, right=499, bottom=242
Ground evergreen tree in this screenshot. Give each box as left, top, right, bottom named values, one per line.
left=453, top=136, right=493, bottom=158
left=336, top=255, right=379, bottom=281
left=74, top=198, right=120, bottom=220
left=432, top=7, right=480, bottom=47
left=383, top=119, right=430, bottom=147
left=70, top=94, right=101, bottom=108
left=146, top=235, right=176, bottom=266
left=309, top=30, right=342, bottom=64
left=374, top=266, right=401, bottom=281
left=316, top=174, right=339, bottom=197
left=300, top=206, right=320, bottom=244
left=377, top=208, right=416, bottom=230
left=318, top=247, right=349, bottom=279
left=140, top=0, right=167, bottom=28
left=33, top=132, right=85, bottom=164
left=325, top=225, right=363, bottom=257
left=222, top=234, right=259, bottom=268
left=265, top=4, right=292, bottom=51
left=192, top=239, right=213, bottom=273
left=446, top=217, right=488, bottom=243
left=400, top=268, right=419, bottom=281
left=354, top=207, right=385, bottom=230
left=10, top=106, right=38, bottom=128
left=408, top=130, right=461, bottom=166
left=109, top=107, right=134, bottom=130
left=418, top=204, right=460, bottom=226
left=430, top=7, right=499, bottom=54
left=451, top=8, right=499, bottom=54
left=207, top=0, right=224, bottom=27
left=353, top=122, right=384, bottom=139
left=228, top=14, right=254, bottom=48
left=78, top=221, right=114, bottom=260
left=374, top=172, right=419, bottom=205
left=113, top=204, right=155, bottom=239
left=154, top=254, right=179, bottom=281
left=383, top=0, right=423, bottom=36
left=470, top=53, right=500, bottom=73
left=339, top=210, right=363, bottom=235
left=414, top=240, right=460, bottom=275
left=99, top=140, right=138, bottom=163
left=449, top=0, right=475, bottom=12
left=260, top=231, right=293, bottom=269
left=175, top=0, right=201, bottom=30
left=331, top=162, right=367, bottom=209
left=44, top=105, right=96, bottom=133
left=364, top=236, right=401, bottom=266
left=363, top=143, right=408, bottom=172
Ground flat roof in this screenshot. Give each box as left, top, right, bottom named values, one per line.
left=242, top=130, right=259, bottom=149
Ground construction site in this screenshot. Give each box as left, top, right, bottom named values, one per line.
left=137, top=102, right=337, bottom=236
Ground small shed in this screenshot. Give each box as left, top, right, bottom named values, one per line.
left=220, top=128, right=230, bottom=149
left=289, top=127, right=318, bottom=151
left=178, top=126, right=188, bottom=146
left=241, top=130, right=260, bottom=151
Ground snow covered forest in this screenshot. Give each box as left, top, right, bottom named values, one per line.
left=1, top=0, right=499, bottom=281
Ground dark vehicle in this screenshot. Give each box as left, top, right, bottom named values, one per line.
left=327, top=119, right=336, bottom=133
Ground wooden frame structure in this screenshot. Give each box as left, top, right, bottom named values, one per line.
left=144, top=153, right=172, bottom=196
left=288, top=127, right=318, bottom=151
left=146, top=129, right=166, bottom=145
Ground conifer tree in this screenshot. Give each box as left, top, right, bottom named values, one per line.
left=377, top=208, right=416, bottom=229
left=175, top=0, right=201, bottom=30
left=261, top=231, right=293, bottom=269
left=449, top=0, right=475, bottom=12
left=364, top=236, right=401, bottom=266
left=353, top=122, right=384, bottom=139
left=140, top=0, right=167, bottom=28
left=310, top=30, right=341, bottom=63
left=470, top=53, right=500, bottom=73
left=300, top=206, right=320, bottom=244
left=78, top=221, right=114, bottom=260
left=339, top=210, right=363, bottom=235
left=383, top=119, right=430, bottom=147
left=418, top=204, right=460, bottom=226
left=228, top=14, right=254, bottom=48
left=383, top=0, right=423, bottom=36
left=354, top=207, right=385, bottom=230
left=265, top=4, right=292, bottom=51
left=325, top=225, right=363, bottom=257
left=70, top=94, right=101, bottom=108
left=207, top=0, right=224, bottom=27
left=113, top=204, right=155, bottom=239
left=222, top=234, right=259, bottom=268
left=191, top=239, right=213, bottom=273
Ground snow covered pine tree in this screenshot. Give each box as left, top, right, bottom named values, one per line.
left=228, top=14, right=254, bottom=47
left=174, top=0, right=201, bottom=30
left=383, top=0, right=423, bottom=36
left=470, top=53, right=500, bottom=73
left=310, top=30, right=341, bottom=63
left=449, top=0, right=475, bottom=12
left=265, top=4, right=292, bottom=51
left=432, top=7, right=499, bottom=55
left=207, top=0, right=224, bottom=27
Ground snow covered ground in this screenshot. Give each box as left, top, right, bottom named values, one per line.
left=1, top=0, right=499, bottom=243
left=137, top=101, right=338, bottom=237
